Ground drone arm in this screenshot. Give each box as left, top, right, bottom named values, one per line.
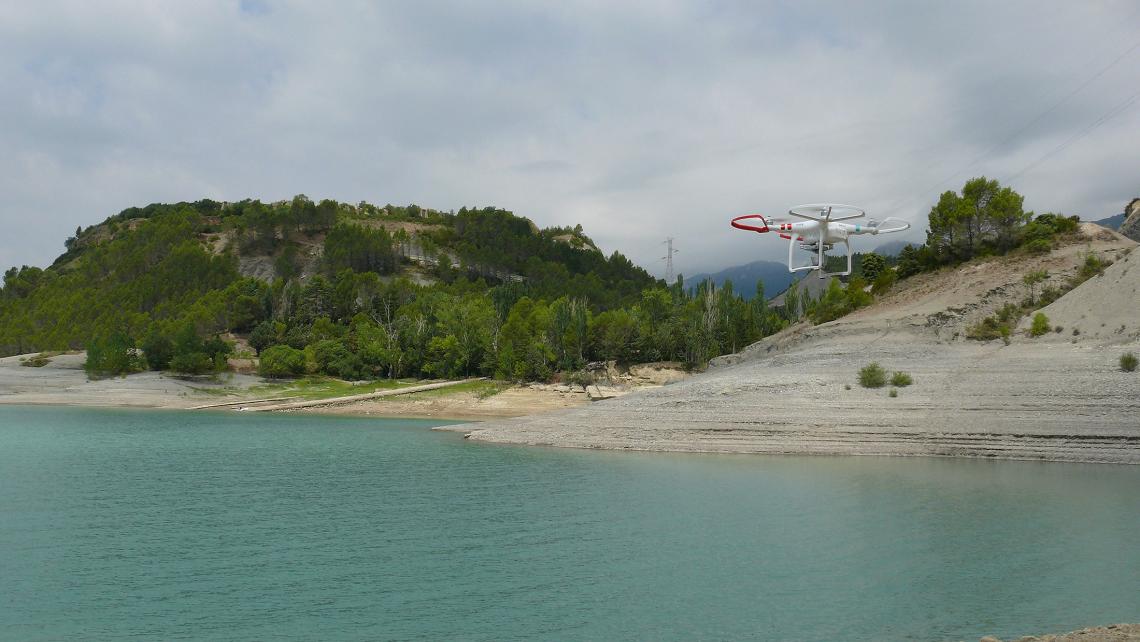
left=788, top=204, right=865, bottom=222
left=826, top=211, right=866, bottom=221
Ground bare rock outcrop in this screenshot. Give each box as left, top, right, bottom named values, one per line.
left=1119, top=197, right=1140, bottom=242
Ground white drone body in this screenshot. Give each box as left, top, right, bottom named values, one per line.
left=731, top=203, right=910, bottom=278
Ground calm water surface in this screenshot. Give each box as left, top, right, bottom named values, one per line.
left=1, top=405, right=1137, bottom=641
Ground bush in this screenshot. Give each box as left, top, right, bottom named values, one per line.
left=258, top=345, right=307, bottom=378
left=967, top=316, right=1003, bottom=341
left=888, top=388, right=898, bottom=398
left=85, top=332, right=144, bottom=377
left=996, top=303, right=1022, bottom=324
left=169, top=351, right=215, bottom=375
left=1073, top=252, right=1111, bottom=285
left=141, top=331, right=174, bottom=370
left=20, top=353, right=52, bottom=367
left=168, top=323, right=232, bottom=374
left=1030, top=312, right=1050, bottom=337
left=308, top=339, right=363, bottom=380
left=858, top=362, right=887, bottom=388
left=565, top=370, right=596, bottom=387
left=969, top=304, right=1027, bottom=342
left=890, top=371, right=913, bottom=387
left=871, top=269, right=898, bottom=296
left=1121, top=352, right=1138, bottom=372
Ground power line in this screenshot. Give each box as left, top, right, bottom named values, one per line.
left=1004, top=88, right=1140, bottom=184
left=882, top=36, right=1140, bottom=215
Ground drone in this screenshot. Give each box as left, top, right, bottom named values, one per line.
left=731, top=203, right=910, bottom=278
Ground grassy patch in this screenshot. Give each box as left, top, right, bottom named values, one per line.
left=392, top=379, right=510, bottom=400
left=858, top=362, right=887, bottom=388
left=19, top=351, right=63, bottom=367
left=890, top=371, right=913, bottom=387
left=250, top=376, right=409, bottom=400
left=1122, top=352, right=1138, bottom=373
left=967, top=303, right=1023, bottom=342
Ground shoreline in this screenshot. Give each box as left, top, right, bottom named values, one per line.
left=4, top=333, right=1139, bottom=465
left=4, top=235, right=1138, bottom=465
left=446, top=238, right=1140, bottom=465
left=0, top=352, right=600, bottom=422
left=443, top=331, right=1140, bottom=466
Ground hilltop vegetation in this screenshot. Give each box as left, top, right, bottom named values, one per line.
left=895, top=177, right=1081, bottom=276
left=0, top=178, right=1094, bottom=382
left=772, top=177, right=1086, bottom=327
left=0, top=197, right=788, bottom=380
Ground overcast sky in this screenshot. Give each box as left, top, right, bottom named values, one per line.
left=2, top=1, right=1138, bottom=277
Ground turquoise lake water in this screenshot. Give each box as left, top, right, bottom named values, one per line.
left=0, top=405, right=1137, bottom=641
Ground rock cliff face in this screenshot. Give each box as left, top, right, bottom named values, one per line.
left=1119, top=197, right=1140, bottom=242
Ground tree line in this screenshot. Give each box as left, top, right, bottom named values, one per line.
left=0, top=197, right=784, bottom=380
left=2, top=178, right=1078, bottom=381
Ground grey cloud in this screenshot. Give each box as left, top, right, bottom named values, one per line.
left=1, top=1, right=1138, bottom=276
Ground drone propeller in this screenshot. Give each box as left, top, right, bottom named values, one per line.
left=866, top=217, right=910, bottom=234
left=788, top=203, right=865, bottom=222
left=730, top=214, right=769, bottom=234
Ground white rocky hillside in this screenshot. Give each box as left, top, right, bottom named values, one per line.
left=444, top=225, right=1140, bottom=464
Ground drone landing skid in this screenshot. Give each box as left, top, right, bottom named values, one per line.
left=788, top=237, right=852, bottom=278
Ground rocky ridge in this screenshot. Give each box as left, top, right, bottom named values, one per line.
left=1119, top=197, right=1140, bottom=242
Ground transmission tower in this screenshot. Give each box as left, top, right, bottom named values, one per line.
left=661, top=237, right=679, bottom=284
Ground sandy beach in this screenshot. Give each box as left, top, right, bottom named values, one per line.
left=0, top=352, right=601, bottom=420
left=0, top=352, right=260, bottom=409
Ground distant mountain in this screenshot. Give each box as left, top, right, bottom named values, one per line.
left=870, top=239, right=917, bottom=257
left=1089, top=212, right=1125, bottom=231
left=687, top=260, right=796, bottom=300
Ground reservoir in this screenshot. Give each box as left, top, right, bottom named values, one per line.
left=1, top=405, right=1137, bottom=640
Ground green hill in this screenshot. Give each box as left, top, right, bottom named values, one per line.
left=1, top=197, right=787, bottom=380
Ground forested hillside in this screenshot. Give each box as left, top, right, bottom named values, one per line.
left=0, top=197, right=789, bottom=380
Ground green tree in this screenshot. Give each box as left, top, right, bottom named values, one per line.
left=258, top=344, right=306, bottom=377
left=926, top=190, right=966, bottom=260
left=141, top=330, right=174, bottom=370
left=308, top=339, right=363, bottom=379
left=589, top=308, right=637, bottom=363
left=860, top=252, right=887, bottom=281
left=988, top=185, right=1031, bottom=251
left=248, top=320, right=284, bottom=355
left=85, top=332, right=143, bottom=377
left=1022, top=269, right=1048, bottom=305
left=275, top=245, right=302, bottom=281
